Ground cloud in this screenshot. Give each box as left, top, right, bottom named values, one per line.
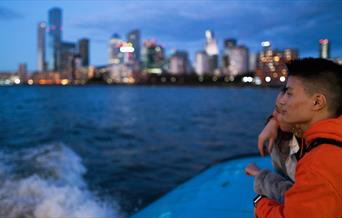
left=0, top=7, right=23, bottom=21
left=66, top=0, right=342, bottom=57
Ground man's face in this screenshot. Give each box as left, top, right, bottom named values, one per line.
left=279, top=76, right=315, bottom=125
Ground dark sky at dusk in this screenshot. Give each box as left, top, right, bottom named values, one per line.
left=0, top=0, right=341, bottom=71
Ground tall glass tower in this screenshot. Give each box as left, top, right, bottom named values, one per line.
left=127, top=29, right=141, bottom=62
left=204, top=30, right=219, bottom=73
left=37, top=21, right=46, bottom=72
left=319, top=39, right=330, bottom=59
left=78, top=38, right=90, bottom=67
left=47, top=7, right=62, bottom=71
left=109, top=33, right=124, bottom=65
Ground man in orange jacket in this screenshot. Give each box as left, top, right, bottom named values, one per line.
left=254, top=58, right=342, bottom=217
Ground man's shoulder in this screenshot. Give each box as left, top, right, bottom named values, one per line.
left=306, top=143, right=342, bottom=159
left=298, top=144, right=342, bottom=180
left=300, top=143, right=342, bottom=164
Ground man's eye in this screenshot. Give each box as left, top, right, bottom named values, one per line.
left=281, top=86, right=287, bottom=94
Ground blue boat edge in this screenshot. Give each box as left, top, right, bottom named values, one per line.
left=131, top=154, right=272, bottom=218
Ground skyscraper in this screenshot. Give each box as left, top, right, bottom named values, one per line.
left=78, top=38, right=89, bottom=67
left=169, top=50, right=189, bottom=75
left=227, top=46, right=249, bottom=76
left=319, top=39, right=330, bottom=59
left=204, top=30, right=219, bottom=74
left=109, top=33, right=124, bottom=65
left=222, top=39, right=249, bottom=76
left=222, top=38, right=237, bottom=74
left=195, top=51, right=210, bottom=75
left=141, top=40, right=165, bottom=74
left=18, top=63, right=27, bottom=84
left=60, top=42, right=76, bottom=72
left=37, top=21, right=46, bottom=72
left=127, top=29, right=141, bottom=63
left=224, top=39, right=237, bottom=49
left=108, top=33, right=137, bottom=83
left=249, top=53, right=257, bottom=72
left=47, top=7, right=62, bottom=71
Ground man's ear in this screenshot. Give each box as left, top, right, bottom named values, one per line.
left=312, top=94, right=327, bottom=111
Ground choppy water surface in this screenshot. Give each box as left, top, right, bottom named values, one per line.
left=0, top=86, right=278, bottom=217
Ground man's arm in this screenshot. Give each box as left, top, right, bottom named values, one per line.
left=255, top=160, right=341, bottom=217
left=245, top=161, right=293, bottom=204
left=254, top=169, right=293, bottom=204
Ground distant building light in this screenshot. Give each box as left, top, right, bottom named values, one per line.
left=14, top=78, right=21, bottom=84
left=120, top=46, right=135, bottom=53
left=205, top=30, right=212, bottom=39
left=274, top=56, right=280, bottom=62
left=242, top=76, right=253, bottom=83
left=265, top=76, right=271, bottom=83
left=61, top=79, right=69, bottom=85
left=280, top=76, right=286, bottom=82
left=111, top=59, right=120, bottom=64
left=28, top=79, right=34, bottom=85
left=115, top=44, right=122, bottom=49
left=261, top=41, right=271, bottom=47
left=149, top=68, right=162, bottom=74
left=254, top=77, right=262, bottom=85
left=128, top=77, right=135, bottom=84
left=171, top=77, right=176, bottom=82
left=123, top=77, right=129, bottom=83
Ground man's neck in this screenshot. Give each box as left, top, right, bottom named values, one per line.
left=299, top=110, right=335, bottom=132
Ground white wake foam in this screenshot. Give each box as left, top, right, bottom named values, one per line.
left=0, top=143, right=122, bottom=218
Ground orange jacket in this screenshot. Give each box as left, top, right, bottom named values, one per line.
left=256, top=115, right=342, bottom=217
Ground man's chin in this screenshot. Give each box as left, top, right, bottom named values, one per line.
left=281, top=115, right=293, bottom=125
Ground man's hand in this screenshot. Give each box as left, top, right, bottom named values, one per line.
left=245, top=163, right=261, bottom=176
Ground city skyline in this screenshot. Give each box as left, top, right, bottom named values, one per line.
left=0, top=0, right=341, bottom=72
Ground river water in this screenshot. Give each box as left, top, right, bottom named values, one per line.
left=0, top=85, right=278, bottom=217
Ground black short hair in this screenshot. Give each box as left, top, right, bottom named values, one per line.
left=286, top=58, right=342, bottom=116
